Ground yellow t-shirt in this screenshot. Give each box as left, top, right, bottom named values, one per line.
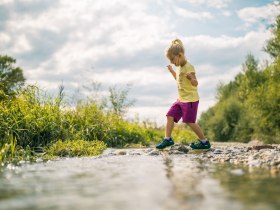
left=176, top=62, right=199, bottom=102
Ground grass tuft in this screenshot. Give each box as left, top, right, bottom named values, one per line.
left=45, top=140, right=107, bottom=157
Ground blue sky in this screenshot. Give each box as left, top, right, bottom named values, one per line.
left=1, top=0, right=279, bottom=125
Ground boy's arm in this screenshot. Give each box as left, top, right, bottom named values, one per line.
left=186, top=72, right=198, bottom=86
left=167, top=65, right=176, bottom=80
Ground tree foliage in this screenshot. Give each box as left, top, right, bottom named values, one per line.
left=108, top=84, right=136, bottom=116
left=264, top=15, right=280, bottom=59
left=0, top=55, right=25, bottom=99
left=199, top=15, right=280, bottom=143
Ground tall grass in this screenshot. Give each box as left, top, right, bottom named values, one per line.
left=0, top=85, right=159, bottom=151
left=0, top=134, right=16, bottom=164
left=45, top=140, right=107, bottom=157
left=0, top=85, right=62, bottom=148
left=0, top=85, right=197, bottom=165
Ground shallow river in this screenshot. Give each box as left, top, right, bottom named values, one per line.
left=0, top=148, right=279, bottom=210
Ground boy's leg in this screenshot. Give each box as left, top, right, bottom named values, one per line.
left=156, top=102, right=181, bottom=149
left=165, top=116, right=175, bottom=138
left=181, top=101, right=210, bottom=149
left=156, top=116, right=175, bottom=149
left=187, top=122, right=211, bottom=149
left=181, top=101, right=206, bottom=140
left=186, top=123, right=206, bottom=140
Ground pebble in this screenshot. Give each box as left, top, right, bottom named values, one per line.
left=147, top=150, right=160, bottom=156
left=100, top=143, right=280, bottom=171
left=192, top=142, right=280, bottom=170
left=230, top=168, right=245, bottom=176
left=117, top=151, right=127, bottom=155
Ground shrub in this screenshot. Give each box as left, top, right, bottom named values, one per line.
left=45, top=140, right=107, bottom=157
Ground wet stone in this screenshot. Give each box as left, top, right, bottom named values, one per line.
left=170, top=145, right=189, bottom=154
left=144, top=148, right=154, bottom=153
left=251, top=145, right=275, bottom=150
left=168, top=150, right=186, bottom=155
left=117, top=151, right=127, bottom=155
left=147, top=150, right=161, bottom=156
left=213, top=149, right=223, bottom=154
left=128, top=151, right=142, bottom=156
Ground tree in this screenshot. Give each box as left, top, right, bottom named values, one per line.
left=0, top=55, right=25, bottom=99
left=264, top=14, right=280, bottom=59
left=238, top=54, right=264, bottom=101
left=199, top=14, right=280, bottom=143
left=108, top=84, right=135, bottom=117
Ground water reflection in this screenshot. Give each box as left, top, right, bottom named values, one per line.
left=162, top=153, right=280, bottom=210
left=211, top=164, right=280, bottom=210
left=162, top=154, right=243, bottom=210
left=162, top=151, right=174, bottom=179
left=0, top=149, right=279, bottom=210
left=0, top=155, right=170, bottom=210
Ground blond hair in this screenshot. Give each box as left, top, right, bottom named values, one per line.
left=165, top=38, right=185, bottom=59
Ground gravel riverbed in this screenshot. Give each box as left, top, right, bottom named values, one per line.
left=101, top=142, right=280, bottom=175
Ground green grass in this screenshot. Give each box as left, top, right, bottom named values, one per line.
left=0, top=85, right=163, bottom=165
left=171, top=124, right=198, bottom=145
left=0, top=134, right=16, bottom=165
left=44, top=140, right=107, bottom=157
left=0, top=85, right=200, bottom=166
left=0, top=134, right=37, bottom=166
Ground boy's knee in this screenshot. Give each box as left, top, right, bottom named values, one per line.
left=186, top=122, right=195, bottom=126
left=167, top=116, right=174, bottom=121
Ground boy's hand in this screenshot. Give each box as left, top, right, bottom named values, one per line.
left=186, top=72, right=198, bottom=86
left=167, top=65, right=176, bottom=80
left=167, top=65, right=174, bottom=72
left=186, top=72, right=194, bottom=80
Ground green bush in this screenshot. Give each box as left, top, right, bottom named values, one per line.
left=0, top=84, right=162, bottom=161
left=199, top=15, right=280, bottom=143
left=0, top=86, right=62, bottom=148
left=45, top=140, right=106, bottom=157
left=171, top=124, right=197, bottom=144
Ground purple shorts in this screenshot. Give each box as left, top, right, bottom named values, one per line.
left=166, top=100, right=199, bottom=123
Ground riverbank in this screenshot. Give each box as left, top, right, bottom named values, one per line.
left=190, top=142, right=280, bottom=174
left=100, top=142, right=280, bottom=175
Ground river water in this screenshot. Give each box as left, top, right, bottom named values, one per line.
left=0, top=148, right=279, bottom=210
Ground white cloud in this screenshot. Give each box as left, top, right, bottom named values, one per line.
left=0, top=0, right=13, bottom=5
left=183, top=0, right=231, bottom=9
left=222, top=10, right=231, bottom=17
left=207, top=0, right=231, bottom=9
left=238, top=3, right=280, bottom=26
left=0, top=33, right=11, bottom=47
left=9, top=35, right=32, bottom=54
left=183, top=30, right=271, bottom=67
left=174, top=7, right=213, bottom=19
left=128, top=106, right=168, bottom=125
left=90, top=67, right=171, bottom=86
left=198, top=64, right=241, bottom=89
left=3, top=0, right=171, bottom=85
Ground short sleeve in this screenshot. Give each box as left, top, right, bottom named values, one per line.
left=187, top=64, right=196, bottom=73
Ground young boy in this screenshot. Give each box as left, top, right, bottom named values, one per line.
left=156, top=39, right=211, bottom=150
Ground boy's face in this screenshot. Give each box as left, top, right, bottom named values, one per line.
left=169, top=53, right=185, bottom=67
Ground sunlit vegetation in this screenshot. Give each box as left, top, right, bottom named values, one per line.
left=0, top=54, right=197, bottom=165
left=44, top=140, right=107, bottom=157
left=199, top=15, right=280, bottom=143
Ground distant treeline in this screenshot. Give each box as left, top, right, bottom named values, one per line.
left=199, top=15, right=280, bottom=143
